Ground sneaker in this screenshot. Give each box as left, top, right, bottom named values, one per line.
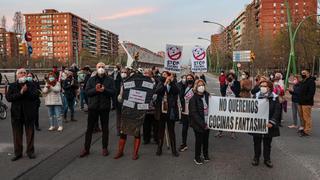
left=194, top=158, right=204, bottom=165
left=264, top=160, right=273, bottom=168
left=215, top=131, right=223, bottom=138
left=204, top=156, right=210, bottom=162
left=57, top=126, right=63, bottom=132
left=288, top=125, right=298, bottom=129
left=299, top=131, right=310, bottom=137
left=251, top=158, right=259, bottom=166
left=179, top=145, right=188, bottom=152
left=48, top=126, right=55, bottom=131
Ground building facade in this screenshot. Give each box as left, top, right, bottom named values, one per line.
left=0, top=28, right=20, bottom=61
left=24, top=9, right=119, bottom=63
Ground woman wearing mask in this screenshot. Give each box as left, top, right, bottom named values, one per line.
left=252, top=80, right=281, bottom=168
left=189, top=79, right=210, bottom=165
left=216, top=72, right=240, bottom=138
left=42, top=73, right=63, bottom=131
left=155, top=71, right=180, bottom=157
left=26, top=73, right=42, bottom=131
left=273, top=75, right=285, bottom=127
left=240, top=71, right=252, bottom=98
left=179, top=74, right=195, bottom=152
left=287, top=76, right=302, bottom=129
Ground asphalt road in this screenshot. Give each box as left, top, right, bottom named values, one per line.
left=0, top=73, right=319, bottom=180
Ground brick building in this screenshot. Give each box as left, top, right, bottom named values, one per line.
left=0, top=28, right=20, bottom=60
left=24, top=9, right=119, bottom=63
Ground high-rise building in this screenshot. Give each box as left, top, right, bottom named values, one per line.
left=0, top=28, right=20, bottom=60
left=24, top=9, right=119, bottom=63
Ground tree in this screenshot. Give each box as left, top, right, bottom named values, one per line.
left=13, top=12, right=24, bottom=35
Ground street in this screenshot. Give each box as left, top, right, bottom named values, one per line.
left=0, top=74, right=320, bottom=180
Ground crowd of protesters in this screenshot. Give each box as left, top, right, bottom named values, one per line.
left=5, top=63, right=316, bottom=168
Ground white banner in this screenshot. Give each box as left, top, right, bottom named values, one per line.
left=164, top=44, right=183, bottom=73
left=207, top=96, right=269, bottom=134
left=191, top=45, right=207, bottom=72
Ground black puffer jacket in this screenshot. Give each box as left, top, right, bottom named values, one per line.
left=63, top=77, right=79, bottom=100
left=6, top=81, right=40, bottom=125
left=85, top=74, right=115, bottom=110
left=189, top=92, right=209, bottom=133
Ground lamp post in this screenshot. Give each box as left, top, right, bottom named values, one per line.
left=198, top=37, right=220, bottom=72
left=284, top=0, right=320, bottom=88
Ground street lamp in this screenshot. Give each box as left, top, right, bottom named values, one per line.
left=198, top=37, right=220, bottom=73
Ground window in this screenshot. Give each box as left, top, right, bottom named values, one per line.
left=273, top=24, right=276, bottom=27
left=64, top=19, right=67, bottom=23
left=64, top=31, right=67, bottom=34
left=273, top=10, right=276, bottom=14
left=280, top=24, right=284, bottom=27
left=273, top=3, right=276, bottom=7
left=281, top=10, right=284, bottom=14
left=295, top=2, right=298, bottom=6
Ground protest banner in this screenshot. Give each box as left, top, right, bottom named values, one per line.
left=191, top=45, right=207, bottom=72
left=164, top=44, right=183, bottom=73
left=207, top=96, right=269, bottom=134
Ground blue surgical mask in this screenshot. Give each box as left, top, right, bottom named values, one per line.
left=49, top=77, right=55, bottom=82
left=26, top=77, right=33, bottom=82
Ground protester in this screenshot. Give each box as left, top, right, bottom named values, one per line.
left=251, top=80, right=281, bottom=168
left=78, top=67, right=89, bottom=111
left=189, top=79, right=210, bottom=165
left=42, top=73, right=63, bottom=132
left=219, top=70, right=227, bottom=97
left=239, top=71, right=252, bottom=98
left=142, top=69, right=157, bottom=144
left=251, top=75, right=261, bottom=96
left=216, top=72, right=240, bottom=138
left=6, top=68, right=39, bottom=161
left=62, top=71, right=78, bottom=122
left=155, top=71, right=180, bottom=157
left=179, top=74, right=195, bottom=152
left=287, top=75, right=302, bottom=129
left=273, top=74, right=285, bottom=127
left=80, top=62, right=115, bottom=157
left=298, top=69, right=316, bottom=137
left=111, top=64, right=122, bottom=111
left=26, top=73, right=41, bottom=131
left=52, top=65, right=59, bottom=79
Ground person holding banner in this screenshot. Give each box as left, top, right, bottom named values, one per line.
left=179, top=74, right=195, bottom=152
left=189, top=79, right=210, bottom=165
left=251, top=80, right=281, bottom=168
left=155, top=71, right=180, bottom=157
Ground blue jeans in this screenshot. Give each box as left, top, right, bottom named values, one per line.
left=80, top=87, right=87, bottom=109
left=48, top=105, right=62, bottom=127
left=64, top=96, right=75, bottom=117
left=61, top=94, right=67, bottom=115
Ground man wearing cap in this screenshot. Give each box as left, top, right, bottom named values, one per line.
left=6, top=68, right=40, bottom=161
left=80, top=62, right=116, bottom=157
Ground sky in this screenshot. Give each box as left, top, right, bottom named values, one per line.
left=0, top=0, right=252, bottom=64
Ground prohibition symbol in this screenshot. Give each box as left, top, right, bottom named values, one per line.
left=192, top=47, right=206, bottom=60
left=167, top=46, right=182, bottom=60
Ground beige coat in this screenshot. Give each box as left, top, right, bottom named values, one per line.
left=42, top=82, right=63, bottom=106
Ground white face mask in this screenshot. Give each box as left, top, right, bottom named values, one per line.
left=121, top=73, right=127, bottom=78
left=97, top=68, right=106, bottom=75
left=197, top=86, right=205, bottom=93
left=182, top=78, right=186, bottom=84
left=241, top=75, right=247, bottom=79
left=274, top=82, right=279, bottom=86
left=260, top=87, right=268, bottom=94
left=18, top=77, right=26, bottom=84
left=114, top=68, right=118, bottom=72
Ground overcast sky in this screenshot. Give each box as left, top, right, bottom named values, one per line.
left=1, top=0, right=252, bottom=64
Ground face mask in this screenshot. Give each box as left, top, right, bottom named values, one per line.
left=274, top=82, right=279, bottom=86
left=197, top=86, right=205, bottom=93
left=97, top=68, right=105, bottom=75
left=270, top=75, right=274, bottom=79
left=220, top=73, right=224, bottom=75
left=26, top=77, right=33, bottom=82
left=121, top=73, right=127, bottom=78
left=301, top=74, right=307, bottom=79
left=114, top=68, right=118, bottom=72
left=187, top=80, right=194, bottom=85
left=18, top=77, right=26, bottom=84
left=227, top=77, right=233, bottom=82
left=260, top=87, right=268, bottom=94
left=49, top=77, right=55, bottom=82
left=293, top=80, right=298, bottom=84
left=181, top=79, right=186, bottom=84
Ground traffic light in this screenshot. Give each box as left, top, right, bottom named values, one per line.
left=19, top=43, right=27, bottom=55
left=250, top=52, right=255, bottom=62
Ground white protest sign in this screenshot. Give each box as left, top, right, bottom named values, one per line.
left=142, top=81, right=154, bottom=89
left=128, top=89, right=147, bottom=104
left=207, top=96, right=269, bottom=134
left=124, top=81, right=135, bottom=89
left=164, top=44, right=183, bottom=73
left=191, top=45, right=207, bottom=72
left=123, top=100, right=135, bottom=108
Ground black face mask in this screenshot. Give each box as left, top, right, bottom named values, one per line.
left=161, top=77, right=166, bottom=83
left=227, top=77, right=233, bottom=82
left=187, top=80, right=194, bottom=85
left=301, top=74, right=307, bottom=79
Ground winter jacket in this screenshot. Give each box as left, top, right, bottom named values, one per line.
left=42, top=82, right=63, bottom=106
left=62, top=77, right=79, bottom=100
left=289, top=83, right=301, bottom=103
left=189, top=92, right=209, bottom=133
left=6, top=81, right=40, bottom=125
left=85, top=74, right=115, bottom=110
left=299, top=77, right=316, bottom=106
left=252, top=92, right=281, bottom=138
